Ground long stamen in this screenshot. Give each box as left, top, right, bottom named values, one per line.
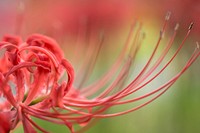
left=81, top=22, right=137, bottom=96
left=75, top=31, right=104, bottom=89
left=112, top=22, right=193, bottom=100
left=94, top=24, right=142, bottom=98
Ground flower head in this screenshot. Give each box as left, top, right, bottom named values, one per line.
left=0, top=12, right=199, bottom=133
left=0, top=34, right=74, bottom=132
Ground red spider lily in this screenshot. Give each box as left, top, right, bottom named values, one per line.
left=0, top=13, right=199, bottom=133
left=14, top=0, right=134, bottom=41
left=0, top=34, right=74, bottom=132
left=24, top=0, right=132, bottom=32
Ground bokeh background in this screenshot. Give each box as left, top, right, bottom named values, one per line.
left=0, top=0, right=200, bottom=133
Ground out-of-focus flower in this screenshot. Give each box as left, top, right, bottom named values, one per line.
left=20, top=0, right=134, bottom=39
left=0, top=12, right=199, bottom=133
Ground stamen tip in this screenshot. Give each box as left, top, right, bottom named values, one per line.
left=165, top=11, right=171, bottom=20
left=160, top=31, right=164, bottom=38
left=188, top=22, right=194, bottom=30
left=196, top=42, right=199, bottom=49
left=174, top=23, right=179, bottom=31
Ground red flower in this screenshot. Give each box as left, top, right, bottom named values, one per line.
left=0, top=34, right=74, bottom=132
left=0, top=13, right=199, bottom=133
left=23, top=0, right=133, bottom=33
